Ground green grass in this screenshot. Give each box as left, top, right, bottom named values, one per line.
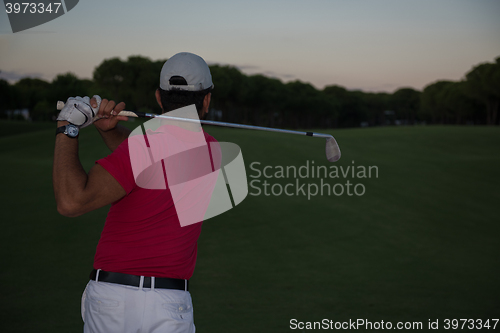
left=0, top=120, right=499, bottom=332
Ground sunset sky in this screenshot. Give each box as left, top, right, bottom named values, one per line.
left=1, top=0, right=499, bottom=92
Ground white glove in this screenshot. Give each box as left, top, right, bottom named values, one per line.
left=57, top=95, right=101, bottom=128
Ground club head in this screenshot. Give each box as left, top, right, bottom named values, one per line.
left=325, top=137, right=341, bottom=162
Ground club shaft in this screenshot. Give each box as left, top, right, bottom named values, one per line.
left=149, top=113, right=333, bottom=139
left=151, top=112, right=340, bottom=162
left=57, top=100, right=341, bottom=162
left=56, top=101, right=334, bottom=139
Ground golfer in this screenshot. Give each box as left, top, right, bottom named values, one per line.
left=53, top=52, right=216, bottom=333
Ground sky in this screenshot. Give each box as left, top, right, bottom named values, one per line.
left=0, top=0, right=499, bottom=92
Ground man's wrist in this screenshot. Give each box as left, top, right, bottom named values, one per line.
left=56, top=122, right=80, bottom=138
left=57, top=120, right=70, bottom=127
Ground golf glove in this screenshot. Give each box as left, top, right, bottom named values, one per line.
left=57, top=95, right=101, bottom=128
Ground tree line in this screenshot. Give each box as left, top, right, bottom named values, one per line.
left=1, top=55, right=499, bottom=127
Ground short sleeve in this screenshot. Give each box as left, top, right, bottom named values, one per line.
left=96, top=140, right=136, bottom=194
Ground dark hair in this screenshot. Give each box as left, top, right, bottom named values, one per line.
left=159, top=76, right=212, bottom=118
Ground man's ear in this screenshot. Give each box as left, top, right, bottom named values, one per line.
left=155, top=89, right=163, bottom=109
left=203, top=93, right=211, bottom=115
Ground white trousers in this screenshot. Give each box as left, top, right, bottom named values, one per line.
left=82, top=279, right=195, bottom=333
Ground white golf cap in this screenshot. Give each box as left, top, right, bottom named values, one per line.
left=160, top=52, right=214, bottom=91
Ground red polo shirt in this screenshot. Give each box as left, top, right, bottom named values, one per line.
left=94, top=128, right=218, bottom=280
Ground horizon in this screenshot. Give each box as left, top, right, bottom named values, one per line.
left=1, top=53, right=498, bottom=94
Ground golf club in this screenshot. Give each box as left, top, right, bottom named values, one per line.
left=57, top=101, right=341, bottom=162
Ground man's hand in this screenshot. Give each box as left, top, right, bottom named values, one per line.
left=90, top=97, right=131, bottom=151
left=57, top=96, right=101, bottom=128
left=91, top=97, right=128, bottom=132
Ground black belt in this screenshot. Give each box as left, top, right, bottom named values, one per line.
left=90, top=269, right=188, bottom=291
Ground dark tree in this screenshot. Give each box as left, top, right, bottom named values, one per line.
left=463, top=59, right=500, bottom=125
left=420, top=80, right=454, bottom=124
left=93, top=56, right=165, bottom=113
left=14, top=78, right=50, bottom=111
left=323, top=85, right=363, bottom=128
left=390, top=88, right=421, bottom=125
left=0, top=79, right=18, bottom=117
